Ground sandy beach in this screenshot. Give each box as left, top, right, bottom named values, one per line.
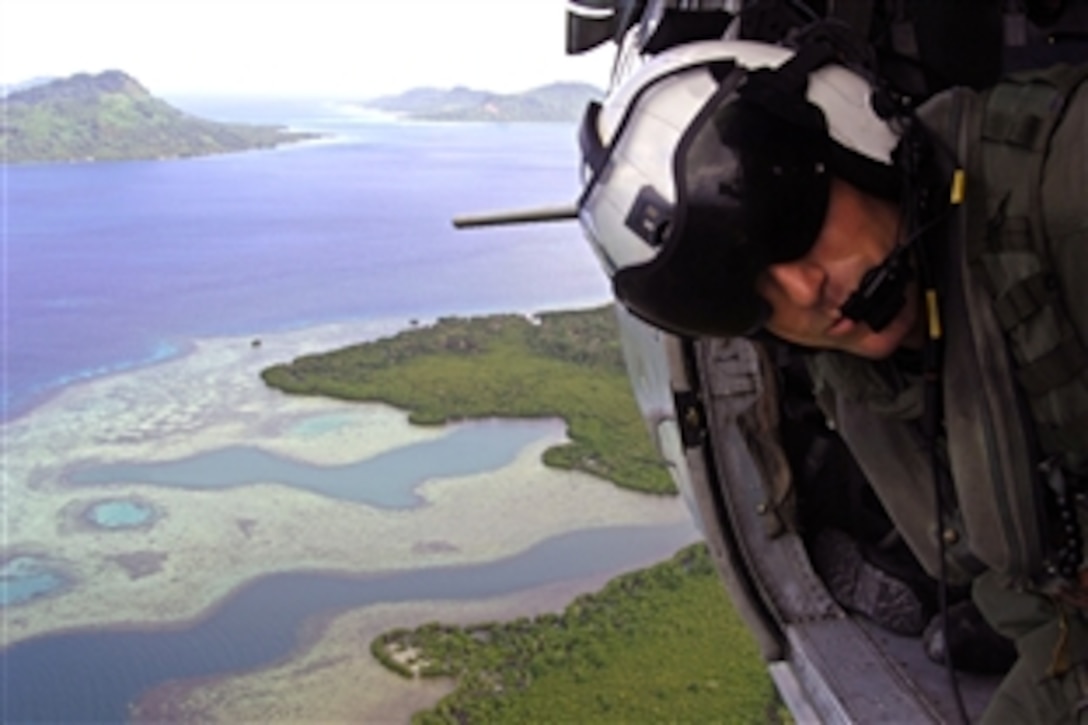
left=3, top=320, right=696, bottom=720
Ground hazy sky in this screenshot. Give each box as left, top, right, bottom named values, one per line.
left=1, top=0, right=614, bottom=98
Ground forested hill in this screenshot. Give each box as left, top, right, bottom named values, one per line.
left=2, top=70, right=319, bottom=164
left=360, top=82, right=602, bottom=122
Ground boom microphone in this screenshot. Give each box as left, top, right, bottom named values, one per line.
left=838, top=243, right=913, bottom=332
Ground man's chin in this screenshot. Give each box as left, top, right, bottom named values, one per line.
left=843, top=334, right=904, bottom=360
left=843, top=311, right=919, bottom=359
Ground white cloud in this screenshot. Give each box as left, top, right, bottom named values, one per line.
left=1, top=0, right=613, bottom=97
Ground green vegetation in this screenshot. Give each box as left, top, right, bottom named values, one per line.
left=2, top=70, right=319, bottom=163
left=266, top=304, right=782, bottom=721
left=261, top=305, right=674, bottom=494
left=373, top=544, right=781, bottom=724
left=361, top=82, right=602, bottom=122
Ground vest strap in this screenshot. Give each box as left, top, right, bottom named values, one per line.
left=1017, top=336, right=1088, bottom=396
left=993, top=270, right=1061, bottom=329
left=982, top=107, right=1045, bottom=149
left=993, top=214, right=1033, bottom=250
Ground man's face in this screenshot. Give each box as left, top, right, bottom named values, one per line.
left=753, top=178, right=923, bottom=359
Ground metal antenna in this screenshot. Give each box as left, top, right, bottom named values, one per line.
left=451, top=203, right=579, bottom=229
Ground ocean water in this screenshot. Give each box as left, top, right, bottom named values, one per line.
left=1, top=101, right=699, bottom=722
left=4, top=99, right=610, bottom=418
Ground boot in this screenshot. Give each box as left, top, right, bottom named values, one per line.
left=922, top=599, right=1017, bottom=675
left=811, top=527, right=932, bottom=636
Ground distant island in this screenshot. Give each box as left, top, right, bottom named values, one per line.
left=2, top=76, right=57, bottom=96
left=2, top=70, right=320, bottom=164
left=359, top=82, right=602, bottom=122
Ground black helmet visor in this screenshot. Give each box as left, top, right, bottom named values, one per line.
left=613, top=66, right=831, bottom=338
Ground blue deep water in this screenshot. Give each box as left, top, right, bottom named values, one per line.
left=4, top=100, right=610, bottom=419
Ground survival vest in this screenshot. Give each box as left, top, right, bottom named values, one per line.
left=970, top=63, right=1088, bottom=478
left=956, top=61, right=1088, bottom=586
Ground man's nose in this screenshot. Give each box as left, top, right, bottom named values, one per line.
left=765, top=260, right=826, bottom=308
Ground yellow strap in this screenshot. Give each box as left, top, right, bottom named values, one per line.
left=925, top=289, right=942, bottom=341
left=950, top=169, right=966, bottom=205
left=1049, top=604, right=1072, bottom=678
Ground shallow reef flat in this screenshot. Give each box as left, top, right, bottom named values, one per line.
left=2, top=321, right=692, bottom=649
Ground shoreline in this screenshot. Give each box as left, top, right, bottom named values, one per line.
left=2, top=317, right=405, bottom=426
left=3, top=339, right=195, bottom=426
left=131, top=572, right=650, bottom=723
left=3, top=298, right=613, bottom=426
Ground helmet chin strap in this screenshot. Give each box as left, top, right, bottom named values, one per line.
left=838, top=242, right=913, bottom=332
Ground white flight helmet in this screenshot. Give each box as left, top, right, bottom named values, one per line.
left=577, top=36, right=903, bottom=338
